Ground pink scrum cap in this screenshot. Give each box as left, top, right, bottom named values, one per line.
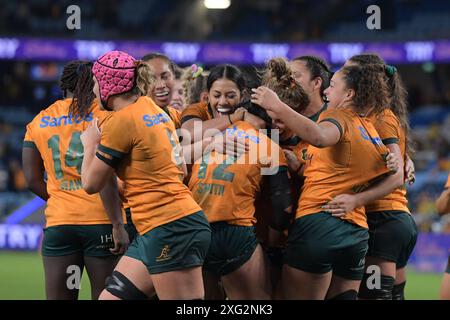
left=92, top=50, right=137, bottom=105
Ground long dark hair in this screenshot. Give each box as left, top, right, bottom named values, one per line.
left=60, top=60, right=94, bottom=118
left=349, top=53, right=414, bottom=153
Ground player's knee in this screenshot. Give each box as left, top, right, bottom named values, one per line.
left=105, top=271, right=148, bottom=300
left=392, top=281, right=406, bottom=300
left=327, top=290, right=358, bottom=300
left=358, top=274, right=395, bottom=300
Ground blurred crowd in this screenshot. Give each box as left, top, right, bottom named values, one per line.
left=1, top=0, right=449, bottom=42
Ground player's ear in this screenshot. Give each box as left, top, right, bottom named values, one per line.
left=313, top=77, right=322, bottom=92
left=202, top=93, right=209, bottom=104
left=346, top=88, right=355, bottom=101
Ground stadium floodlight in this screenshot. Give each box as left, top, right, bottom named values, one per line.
left=204, top=0, right=230, bottom=9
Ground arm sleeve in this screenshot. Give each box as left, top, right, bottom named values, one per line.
left=23, top=124, right=37, bottom=149
left=180, top=103, right=208, bottom=124
left=96, top=112, right=132, bottom=168
left=375, top=113, right=401, bottom=145
left=317, top=109, right=348, bottom=143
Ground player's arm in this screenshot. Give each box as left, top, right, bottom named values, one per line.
left=436, top=187, right=450, bottom=216
left=81, top=149, right=115, bottom=194
left=182, top=133, right=249, bottom=166
left=405, top=154, right=416, bottom=184
left=181, top=108, right=245, bottom=142
left=99, top=174, right=129, bottom=255
left=22, top=145, right=49, bottom=201
left=80, top=119, right=115, bottom=194
left=251, top=86, right=340, bottom=148
left=283, top=149, right=304, bottom=177
left=323, top=143, right=404, bottom=216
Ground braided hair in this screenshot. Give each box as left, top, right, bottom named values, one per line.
left=60, top=60, right=95, bottom=118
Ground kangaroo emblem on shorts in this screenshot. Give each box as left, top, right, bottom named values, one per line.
left=156, top=245, right=171, bottom=262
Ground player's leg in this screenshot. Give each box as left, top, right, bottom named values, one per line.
left=282, top=264, right=332, bottom=299
left=265, top=246, right=284, bottom=299
left=99, top=255, right=155, bottom=300
left=43, top=254, right=84, bottom=300
left=326, top=231, right=369, bottom=300
left=393, top=267, right=407, bottom=300
left=358, top=256, right=396, bottom=300
left=80, top=224, right=121, bottom=300
left=84, top=256, right=120, bottom=299
left=41, top=225, right=84, bottom=300
left=359, top=211, right=417, bottom=300
left=392, top=212, right=418, bottom=300
left=151, top=266, right=205, bottom=299
left=326, top=276, right=361, bottom=300
left=203, top=222, right=269, bottom=299
left=440, top=257, right=450, bottom=300
left=221, top=244, right=271, bottom=299
left=203, top=270, right=226, bottom=300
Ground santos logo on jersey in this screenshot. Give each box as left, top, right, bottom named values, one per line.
left=40, top=113, right=94, bottom=128
left=143, top=113, right=171, bottom=127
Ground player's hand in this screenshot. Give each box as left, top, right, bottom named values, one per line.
left=117, top=178, right=127, bottom=203
left=251, top=86, right=283, bottom=119
left=81, top=118, right=101, bottom=149
left=405, top=155, right=415, bottom=185
left=230, top=107, right=246, bottom=123
left=213, top=133, right=249, bottom=158
left=110, top=223, right=130, bottom=255
left=385, top=152, right=399, bottom=173
left=283, top=149, right=301, bottom=173
left=322, top=194, right=361, bottom=217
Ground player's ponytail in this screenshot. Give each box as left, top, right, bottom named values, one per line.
left=134, top=60, right=156, bottom=97
left=262, top=57, right=310, bottom=113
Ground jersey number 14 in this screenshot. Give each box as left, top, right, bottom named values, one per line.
left=47, top=132, right=83, bottom=179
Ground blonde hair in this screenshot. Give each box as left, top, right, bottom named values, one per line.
left=182, top=65, right=210, bottom=105
left=134, top=61, right=156, bottom=96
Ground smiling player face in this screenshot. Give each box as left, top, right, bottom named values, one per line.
left=208, top=78, right=242, bottom=117
left=146, top=58, right=174, bottom=108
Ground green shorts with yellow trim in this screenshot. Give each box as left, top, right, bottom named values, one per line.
left=125, top=211, right=211, bottom=274
left=366, top=210, right=418, bottom=269
left=284, top=212, right=369, bottom=280
left=203, top=222, right=259, bottom=276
